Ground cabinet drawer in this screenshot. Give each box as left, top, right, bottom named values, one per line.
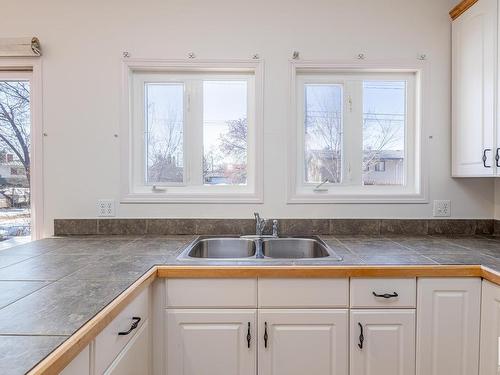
left=350, top=278, right=416, bottom=308
left=166, top=278, right=257, bottom=308
left=258, top=278, right=349, bottom=308
left=95, top=287, right=150, bottom=375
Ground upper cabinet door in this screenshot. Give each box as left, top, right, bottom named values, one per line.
left=416, top=278, right=481, bottom=375
left=452, top=0, right=497, bottom=176
left=166, top=309, right=257, bottom=375
left=479, top=280, right=500, bottom=375
left=258, top=309, right=348, bottom=375
left=350, top=309, right=416, bottom=375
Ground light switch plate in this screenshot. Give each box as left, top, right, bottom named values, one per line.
left=433, top=200, right=451, bottom=217
left=97, top=199, right=115, bottom=217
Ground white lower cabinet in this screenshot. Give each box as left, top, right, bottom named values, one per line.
left=258, top=309, right=348, bottom=375
left=416, top=277, right=481, bottom=375
left=105, top=320, right=150, bottom=375
left=350, top=310, right=415, bottom=375
left=166, top=309, right=257, bottom=375
left=480, top=280, right=500, bottom=375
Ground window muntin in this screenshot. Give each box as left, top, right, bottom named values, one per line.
left=129, top=69, right=257, bottom=199
left=294, top=69, right=419, bottom=200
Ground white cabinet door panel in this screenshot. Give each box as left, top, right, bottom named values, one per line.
left=350, top=309, right=415, bottom=375
left=480, top=280, right=500, bottom=375
left=416, top=277, right=481, bottom=375
left=452, top=0, right=497, bottom=176
left=258, top=309, right=348, bottom=375
left=59, top=345, right=90, bottom=375
left=166, top=309, right=256, bottom=375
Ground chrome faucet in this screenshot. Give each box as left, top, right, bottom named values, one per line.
left=254, top=212, right=267, bottom=236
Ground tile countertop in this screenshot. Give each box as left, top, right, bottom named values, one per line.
left=1, top=235, right=500, bottom=374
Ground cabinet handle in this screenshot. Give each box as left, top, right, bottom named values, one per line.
left=247, top=322, right=251, bottom=348
left=483, top=148, right=492, bottom=168
left=372, top=291, right=399, bottom=299
left=264, top=322, right=268, bottom=348
left=118, top=316, right=141, bottom=336
left=496, top=148, right=500, bottom=167
left=358, top=322, right=364, bottom=349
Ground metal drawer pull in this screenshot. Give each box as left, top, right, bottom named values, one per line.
left=118, top=316, right=141, bottom=335
left=247, top=322, right=251, bottom=348
left=496, top=148, right=500, bottom=167
left=483, top=148, right=492, bottom=168
left=372, top=291, right=398, bottom=299
left=264, top=322, right=268, bottom=348
left=358, top=322, right=364, bottom=349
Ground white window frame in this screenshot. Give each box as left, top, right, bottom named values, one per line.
left=0, top=59, right=44, bottom=239
left=287, top=60, right=429, bottom=204
left=121, top=59, right=264, bottom=203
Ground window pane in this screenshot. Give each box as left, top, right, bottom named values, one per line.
left=145, top=83, right=184, bottom=184
left=203, top=81, right=247, bottom=185
left=0, top=81, right=31, bottom=240
left=363, top=81, right=406, bottom=186
left=304, top=84, right=343, bottom=183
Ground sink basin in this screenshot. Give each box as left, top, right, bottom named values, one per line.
left=177, top=236, right=342, bottom=261
left=183, top=237, right=256, bottom=259
left=262, top=238, right=330, bottom=259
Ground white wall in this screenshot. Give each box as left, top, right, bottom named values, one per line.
left=0, top=0, right=494, bottom=236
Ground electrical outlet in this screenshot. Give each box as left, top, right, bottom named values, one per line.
left=433, top=200, right=451, bottom=217
left=97, top=199, right=115, bottom=217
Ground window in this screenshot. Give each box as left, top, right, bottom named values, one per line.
left=290, top=64, right=424, bottom=203
left=123, top=60, right=263, bottom=202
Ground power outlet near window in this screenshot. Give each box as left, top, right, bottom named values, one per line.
left=97, top=199, right=115, bottom=217
left=433, top=200, right=451, bottom=217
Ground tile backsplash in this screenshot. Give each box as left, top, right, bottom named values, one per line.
left=54, top=219, right=497, bottom=236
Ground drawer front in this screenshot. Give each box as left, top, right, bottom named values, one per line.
left=258, top=278, right=349, bottom=308
left=95, top=287, right=150, bottom=374
left=166, top=278, right=257, bottom=308
left=350, top=278, right=416, bottom=308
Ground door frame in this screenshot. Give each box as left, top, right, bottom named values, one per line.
left=0, top=58, right=44, bottom=240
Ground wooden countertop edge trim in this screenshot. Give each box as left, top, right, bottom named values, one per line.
left=26, top=263, right=500, bottom=374
left=450, top=0, right=478, bottom=20
left=156, top=264, right=484, bottom=278
left=26, top=267, right=157, bottom=375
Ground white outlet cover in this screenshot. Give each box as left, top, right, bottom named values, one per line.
left=433, top=200, right=451, bottom=217
left=97, top=199, right=116, bottom=217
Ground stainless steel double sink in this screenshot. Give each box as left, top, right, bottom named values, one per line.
left=177, top=236, right=342, bottom=261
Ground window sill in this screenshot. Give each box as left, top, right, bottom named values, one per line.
left=120, top=192, right=263, bottom=204
left=287, top=191, right=428, bottom=204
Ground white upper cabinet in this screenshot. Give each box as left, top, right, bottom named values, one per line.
left=350, top=309, right=416, bottom=375
left=416, top=278, right=481, bottom=375
left=166, top=309, right=257, bottom=375
left=452, top=0, right=497, bottom=176
left=258, top=309, right=348, bottom=375
left=480, top=280, right=500, bottom=375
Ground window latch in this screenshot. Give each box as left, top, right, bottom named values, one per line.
left=313, top=179, right=330, bottom=193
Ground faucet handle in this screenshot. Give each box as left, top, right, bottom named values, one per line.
left=272, top=220, right=279, bottom=237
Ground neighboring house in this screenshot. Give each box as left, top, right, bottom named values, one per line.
left=0, top=153, right=29, bottom=208
left=363, top=150, right=404, bottom=185
left=307, top=149, right=404, bottom=185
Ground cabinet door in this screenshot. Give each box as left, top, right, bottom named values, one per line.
left=258, top=309, right=348, bottom=375
left=350, top=309, right=415, bottom=375
left=166, top=309, right=256, bottom=375
left=105, top=320, right=150, bottom=375
left=416, top=278, right=481, bottom=375
left=452, top=0, right=497, bottom=176
left=480, top=280, right=500, bottom=375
